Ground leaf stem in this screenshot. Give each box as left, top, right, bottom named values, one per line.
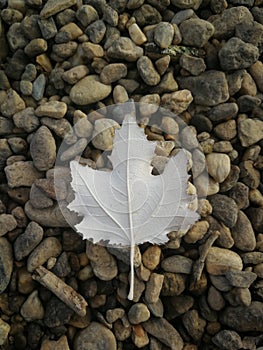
left=128, top=244, right=134, bottom=300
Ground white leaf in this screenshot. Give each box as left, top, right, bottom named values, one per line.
left=68, top=113, right=199, bottom=300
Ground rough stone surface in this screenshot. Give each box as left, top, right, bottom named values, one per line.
left=0, top=319, right=10, bottom=346
left=107, top=37, right=143, bottom=62
left=0, top=238, right=13, bottom=293
left=5, top=161, right=43, bottom=188
left=180, top=18, right=214, bottom=47
left=238, top=118, right=263, bottom=147
left=206, top=247, right=243, bottom=275
left=231, top=211, right=256, bottom=251
left=209, top=194, right=238, bottom=228
left=206, top=153, right=231, bottom=183
left=0, top=214, right=17, bottom=236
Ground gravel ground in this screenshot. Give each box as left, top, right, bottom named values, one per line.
left=0, top=0, right=263, bottom=349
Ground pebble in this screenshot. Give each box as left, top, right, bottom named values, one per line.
left=40, top=0, right=77, bottom=18
left=184, top=220, right=209, bottom=243
left=220, top=301, right=263, bottom=332
left=206, top=247, right=243, bottom=275
left=40, top=336, right=70, bottom=350
left=229, top=182, right=249, bottom=209
left=113, top=85, right=129, bottom=103
left=38, top=17, right=57, bottom=40
left=27, top=236, right=62, bottom=272
left=5, top=161, right=43, bottom=188
left=30, top=183, right=53, bottom=209
left=239, top=160, right=260, bottom=189
left=128, top=303, right=150, bottom=324
left=128, top=23, right=147, bottom=45
left=238, top=118, right=263, bottom=147
left=30, top=126, right=56, bottom=171
left=177, top=71, right=229, bottom=106
left=107, top=37, right=143, bottom=62
left=60, top=138, right=88, bottom=161
left=207, top=285, right=225, bottom=311
left=143, top=318, right=184, bottom=350
left=70, top=75, right=112, bottom=105
left=145, top=273, right=164, bottom=304
left=214, top=119, right=237, bottom=140
left=20, top=290, right=44, bottom=321
left=41, top=117, right=77, bottom=145
left=0, top=88, right=25, bottom=118
left=154, top=22, right=174, bottom=48
left=249, top=60, right=263, bottom=93
left=44, top=296, right=74, bottom=327
left=142, top=246, right=161, bottom=270
left=161, top=255, right=193, bottom=274
left=180, top=18, right=214, bottom=47
left=162, top=273, right=186, bottom=296
left=212, top=330, right=243, bottom=350
left=0, top=214, right=17, bottom=236
left=133, top=4, right=162, bottom=26
left=0, top=238, right=13, bottom=293
left=225, top=270, right=257, bottom=288
left=92, top=118, right=120, bottom=151
left=13, top=107, right=39, bottom=133
left=231, top=211, right=256, bottom=251
left=100, top=63, right=127, bottom=85
left=206, top=153, right=231, bottom=183
left=208, top=102, right=238, bottom=122
left=179, top=54, right=206, bottom=76
left=137, top=56, right=160, bottom=86
left=14, top=221, right=44, bottom=261
left=220, top=165, right=240, bottom=192
left=161, top=89, right=193, bottom=114
left=86, top=242, right=118, bottom=281
left=209, top=194, right=238, bottom=228
left=85, top=19, right=106, bottom=44
left=219, top=38, right=259, bottom=71
left=108, top=245, right=141, bottom=268
left=106, top=308, right=125, bottom=323
left=35, top=100, right=67, bottom=119
left=182, top=309, right=206, bottom=342
left=74, top=322, right=117, bottom=350
left=24, top=38, right=47, bottom=57
left=132, top=324, right=149, bottom=348
left=0, top=318, right=10, bottom=346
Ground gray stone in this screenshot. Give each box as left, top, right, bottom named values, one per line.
left=38, top=17, right=57, bottom=39
left=44, top=296, right=74, bottom=327
left=0, top=88, right=25, bottom=118
left=137, top=56, right=160, bottom=86
left=229, top=182, right=249, bottom=209
left=180, top=19, right=214, bottom=47
left=0, top=139, right=12, bottom=169
left=133, top=4, right=162, bottom=26
left=212, top=330, right=243, bottom=350
left=206, top=247, right=243, bottom=275
left=0, top=117, right=14, bottom=135
left=235, top=20, right=263, bottom=54
left=35, top=101, right=67, bottom=119
left=208, top=103, right=238, bottom=122
left=177, top=71, right=229, bottom=106
left=143, top=318, right=184, bottom=350
left=100, top=63, right=127, bottom=85
left=21, top=290, right=44, bottom=321
left=231, top=211, right=256, bottom=251
left=92, top=118, right=120, bottom=151
left=76, top=5, right=99, bottom=27
left=0, top=237, right=13, bottom=293
left=182, top=310, right=206, bottom=342
left=179, top=54, right=206, bottom=76
left=41, top=117, right=76, bottom=145
left=154, top=22, right=174, bottom=49
left=128, top=303, right=150, bottom=324
left=145, top=273, right=164, bottom=304
left=209, top=194, right=238, bottom=228
left=107, top=37, right=143, bottom=62
left=74, top=322, right=117, bottom=350
left=161, top=255, right=193, bottom=274
left=70, top=75, right=112, bottom=105
left=32, top=74, right=46, bottom=101
left=14, top=221, right=44, bottom=261
left=238, top=118, right=263, bottom=147
left=30, top=126, right=56, bottom=171
left=13, top=107, right=39, bottom=133
left=5, top=161, right=43, bottom=188
left=225, top=270, right=257, bottom=288
left=60, top=138, right=88, bottom=161
left=62, top=65, right=89, bottom=84
left=7, top=23, right=28, bottom=51
left=219, top=38, right=259, bottom=71
left=0, top=214, right=17, bottom=237
left=85, top=20, right=106, bottom=44
left=40, top=0, right=77, bottom=18
left=108, top=245, right=141, bottom=268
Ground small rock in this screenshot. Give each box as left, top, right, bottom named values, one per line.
left=13, top=107, right=39, bottom=133
left=35, top=101, right=67, bottom=119
left=133, top=4, right=162, bottom=26
left=162, top=255, right=193, bottom=274
left=100, top=63, right=127, bottom=85
left=225, top=270, right=257, bottom=288
left=132, top=324, right=149, bottom=348
left=207, top=285, right=225, bottom=311
left=184, top=220, right=209, bottom=243
left=229, top=182, right=249, bottom=209
left=20, top=80, right=33, bottom=95
left=210, top=275, right=232, bottom=292
left=44, top=296, right=74, bottom=327
left=220, top=301, right=263, bottom=332
left=106, top=308, right=125, bottom=323
left=92, top=118, right=120, bottom=151
left=74, top=322, right=117, bottom=350
left=27, top=237, right=62, bottom=272
left=177, top=71, right=229, bottom=106
left=41, top=117, right=76, bottom=145
left=209, top=194, right=238, bottom=228
left=208, top=102, right=238, bottom=122
left=21, top=290, right=44, bottom=321
left=5, top=161, right=43, bottom=188
left=239, top=160, right=260, bottom=189
left=86, top=242, right=118, bottom=281
left=154, top=22, right=174, bottom=49
left=231, top=211, right=256, bottom=251
left=145, top=273, right=164, bottom=303
left=155, top=55, right=170, bottom=75
left=219, top=38, right=259, bottom=71
left=0, top=318, right=10, bottom=346
left=238, top=118, right=263, bottom=147
left=143, top=318, right=184, bottom=350
left=206, top=247, right=243, bottom=275
left=40, top=335, right=70, bottom=350
left=0, top=88, right=25, bottom=117
left=206, top=153, right=231, bottom=183
left=128, top=23, right=147, bottom=45
left=107, top=37, right=143, bottom=62
left=142, top=246, right=161, bottom=270
left=220, top=165, right=240, bottom=192
left=38, top=17, right=57, bottom=40
left=214, top=120, right=237, bottom=141
left=0, top=214, right=17, bottom=237
left=162, top=273, right=186, bottom=296
left=137, top=56, right=160, bottom=86
left=128, top=303, right=150, bottom=324
left=113, top=85, right=129, bottom=103
left=62, top=65, right=89, bottom=84
left=40, top=0, right=77, bottom=18
left=212, top=330, right=243, bottom=350
left=30, top=184, right=53, bottom=209
left=249, top=60, right=263, bottom=93
left=180, top=18, right=214, bottom=47
left=14, top=221, right=43, bottom=261
left=182, top=310, right=206, bottom=342
left=60, top=138, right=88, bottom=161
left=24, top=38, right=47, bottom=57
left=0, top=238, right=13, bottom=293
left=161, top=89, right=193, bottom=114
left=108, top=245, right=141, bottom=268
left=85, top=19, right=106, bottom=44
left=76, top=5, right=99, bottom=27
left=179, top=54, right=206, bottom=76
left=30, top=126, right=56, bottom=171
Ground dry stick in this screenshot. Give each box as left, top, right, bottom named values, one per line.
left=32, top=265, right=88, bottom=316
left=192, top=230, right=220, bottom=282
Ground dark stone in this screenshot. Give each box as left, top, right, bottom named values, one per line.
left=133, top=4, right=162, bottom=26
left=179, top=54, right=206, bottom=76
left=0, top=237, right=13, bottom=293
left=44, top=296, right=74, bottom=328
left=239, top=160, right=260, bottom=189
left=191, top=114, right=213, bottom=133
left=237, top=95, right=261, bottom=113
left=246, top=207, right=263, bottom=232
left=52, top=251, right=71, bottom=278
left=220, top=165, right=240, bottom=192
left=229, top=182, right=249, bottom=209
left=212, top=330, right=243, bottom=350
left=5, top=49, right=29, bottom=80
left=85, top=20, right=106, bottom=44
left=180, top=18, right=214, bottom=47
left=209, top=194, right=238, bottom=227
left=207, top=103, right=238, bottom=123
left=235, top=20, right=263, bottom=54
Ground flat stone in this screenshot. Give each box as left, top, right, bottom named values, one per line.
left=179, top=54, right=206, bottom=76
left=70, top=75, right=111, bottom=105
left=220, top=302, right=263, bottom=332
left=128, top=23, right=147, bottom=45
left=32, top=74, right=46, bottom=101
left=35, top=101, right=67, bottom=119
left=24, top=38, right=47, bottom=57
left=62, top=65, right=89, bottom=84
left=14, top=221, right=44, bottom=261
left=213, top=120, right=237, bottom=141
left=206, top=153, right=231, bottom=183
left=40, top=0, right=77, bottom=18
left=30, top=126, right=56, bottom=171
left=0, top=238, right=13, bottom=293
left=76, top=5, right=99, bottom=27
left=27, top=237, right=62, bottom=272
left=85, top=19, right=106, bottom=44
left=231, top=211, right=256, bottom=251
left=143, top=318, right=184, bottom=350
left=238, top=118, right=263, bottom=147
left=142, top=246, right=161, bottom=270
left=209, top=194, right=238, bottom=228
left=38, top=17, right=57, bottom=40
left=0, top=214, right=17, bottom=237
left=5, top=161, right=43, bottom=188
left=219, top=38, right=259, bottom=71
left=41, top=117, right=76, bottom=145
left=177, top=71, right=229, bottom=106
left=180, top=18, right=214, bottom=47
left=40, top=336, right=70, bottom=350
left=206, top=247, right=243, bottom=275
left=74, top=322, right=117, bottom=350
